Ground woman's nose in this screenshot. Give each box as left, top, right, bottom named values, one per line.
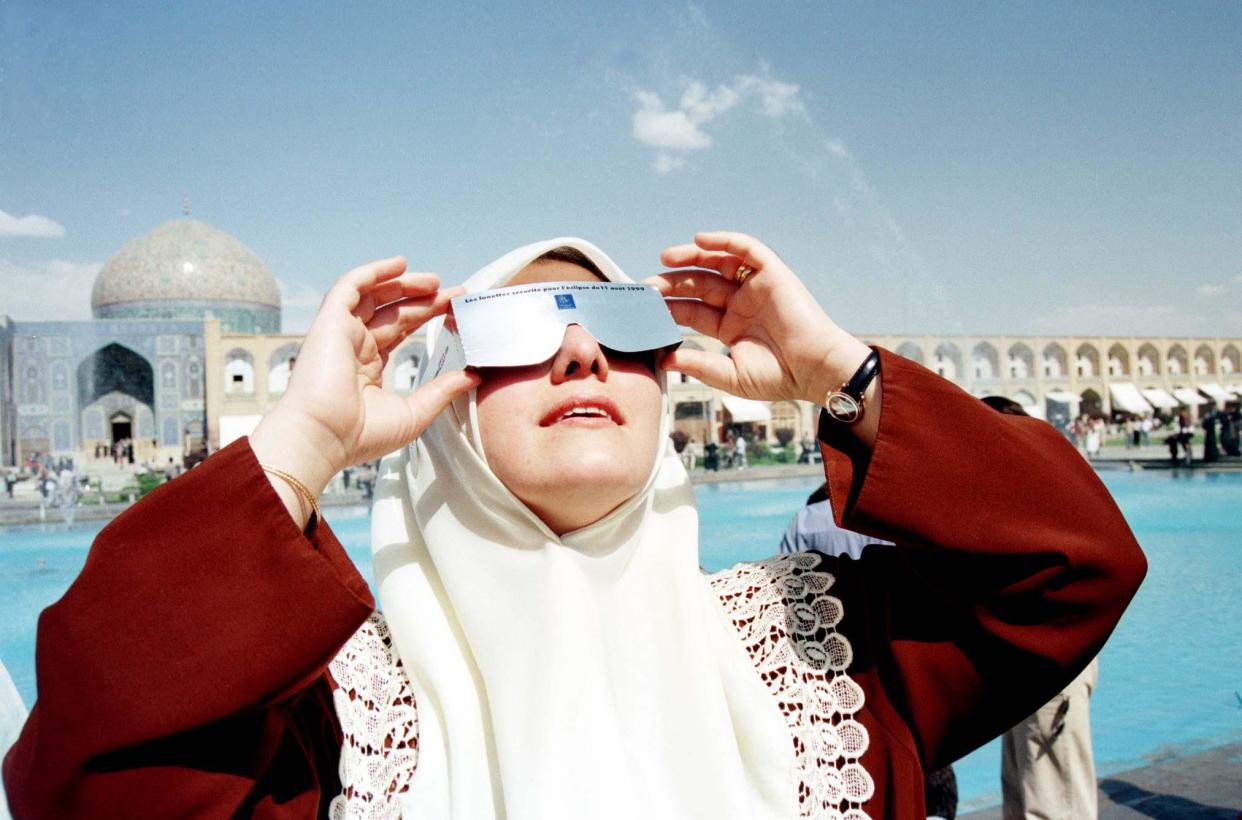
left=549, top=324, right=609, bottom=383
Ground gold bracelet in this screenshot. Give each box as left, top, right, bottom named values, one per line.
left=259, top=464, right=321, bottom=525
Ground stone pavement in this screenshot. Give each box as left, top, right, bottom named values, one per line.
left=960, top=742, right=1242, bottom=819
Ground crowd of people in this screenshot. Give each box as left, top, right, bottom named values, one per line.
left=1052, top=405, right=1242, bottom=466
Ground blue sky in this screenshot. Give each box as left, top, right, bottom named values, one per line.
left=2, top=1, right=1240, bottom=336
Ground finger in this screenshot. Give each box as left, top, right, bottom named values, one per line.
left=643, top=270, right=738, bottom=309
left=406, top=369, right=482, bottom=430
left=326, top=256, right=408, bottom=313
left=659, top=347, right=739, bottom=395
left=658, top=245, right=739, bottom=273
left=365, top=272, right=444, bottom=311
left=368, top=292, right=455, bottom=353
left=693, top=231, right=780, bottom=272
left=665, top=299, right=725, bottom=339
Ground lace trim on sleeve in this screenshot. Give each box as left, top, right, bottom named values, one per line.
left=328, top=612, right=419, bottom=820
left=708, top=552, right=874, bottom=819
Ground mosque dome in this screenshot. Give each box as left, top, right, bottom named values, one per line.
left=91, top=218, right=281, bottom=333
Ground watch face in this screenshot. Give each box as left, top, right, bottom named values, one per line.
left=826, top=391, right=861, bottom=423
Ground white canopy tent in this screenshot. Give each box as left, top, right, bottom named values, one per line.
left=1198, top=383, right=1234, bottom=403
left=1108, top=382, right=1153, bottom=415
left=1172, top=388, right=1206, bottom=407
left=1141, top=387, right=1179, bottom=410
left=720, top=395, right=772, bottom=424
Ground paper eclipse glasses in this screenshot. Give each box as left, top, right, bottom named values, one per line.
left=448, top=281, right=683, bottom=369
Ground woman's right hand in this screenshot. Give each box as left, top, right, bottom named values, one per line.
left=249, top=256, right=480, bottom=525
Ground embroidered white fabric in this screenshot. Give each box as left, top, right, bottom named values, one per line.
left=327, top=553, right=873, bottom=819
left=708, top=552, right=875, bottom=819
left=328, top=613, right=419, bottom=820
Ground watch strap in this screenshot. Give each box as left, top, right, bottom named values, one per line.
left=841, top=349, right=881, bottom=400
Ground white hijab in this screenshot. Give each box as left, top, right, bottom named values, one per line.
left=371, top=238, right=795, bottom=820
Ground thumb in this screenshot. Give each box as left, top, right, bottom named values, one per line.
left=405, top=369, right=482, bottom=432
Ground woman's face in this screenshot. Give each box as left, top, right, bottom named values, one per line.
left=475, top=259, right=663, bottom=535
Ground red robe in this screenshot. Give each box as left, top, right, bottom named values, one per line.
left=3, top=350, right=1147, bottom=818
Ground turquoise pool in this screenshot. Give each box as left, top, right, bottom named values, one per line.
left=1, top=470, right=1239, bottom=811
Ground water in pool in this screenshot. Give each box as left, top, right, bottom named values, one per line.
left=1, top=470, right=1239, bottom=811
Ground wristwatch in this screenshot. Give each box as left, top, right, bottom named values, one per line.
left=823, top=350, right=880, bottom=424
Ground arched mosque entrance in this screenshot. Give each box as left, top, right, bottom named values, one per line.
left=77, top=343, right=156, bottom=454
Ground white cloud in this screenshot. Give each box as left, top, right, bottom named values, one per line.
left=0, top=209, right=66, bottom=238
left=1197, top=284, right=1225, bottom=296
left=737, top=75, right=803, bottom=117
left=653, top=152, right=687, bottom=174
left=632, top=91, right=713, bottom=150
left=0, top=258, right=100, bottom=320
left=630, top=70, right=803, bottom=170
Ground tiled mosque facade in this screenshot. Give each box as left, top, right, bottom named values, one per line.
left=0, top=218, right=281, bottom=466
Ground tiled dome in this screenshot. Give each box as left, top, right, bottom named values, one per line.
left=92, top=219, right=281, bottom=318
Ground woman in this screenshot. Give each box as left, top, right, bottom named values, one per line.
left=3, top=232, right=1145, bottom=819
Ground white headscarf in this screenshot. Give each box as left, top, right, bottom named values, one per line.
left=371, top=238, right=795, bottom=820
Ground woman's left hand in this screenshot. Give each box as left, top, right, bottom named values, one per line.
left=645, top=231, right=874, bottom=408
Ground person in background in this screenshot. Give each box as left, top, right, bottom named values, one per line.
left=1221, top=406, right=1240, bottom=457
left=1084, top=419, right=1102, bottom=460
left=779, top=482, right=891, bottom=560
left=703, top=438, right=719, bottom=471
left=734, top=432, right=748, bottom=469
left=57, top=462, right=80, bottom=527
left=1177, top=412, right=1194, bottom=465
left=798, top=431, right=815, bottom=464
left=1201, top=409, right=1220, bottom=463
left=779, top=481, right=957, bottom=818
left=982, top=396, right=1100, bottom=820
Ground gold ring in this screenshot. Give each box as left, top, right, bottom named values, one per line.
left=735, top=265, right=755, bottom=286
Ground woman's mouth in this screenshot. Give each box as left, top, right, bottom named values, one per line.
left=540, top=397, right=624, bottom=427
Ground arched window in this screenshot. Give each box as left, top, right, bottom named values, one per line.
left=1043, top=343, right=1067, bottom=378
left=391, top=339, right=428, bottom=393
left=1136, top=344, right=1159, bottom=377
left=1221, top=345, right=1240, bottom=375
left=932, top=342, right=961, bottom=381
left=1167, top=345, right=1187, bottom=376
left=268, top=343, right=300, bottom=395
left=1107, top=344, right=1130, bottom=377
left=393, top=352, right=422, bottom=392
left=1193, top=345, right=1215, bottom=375
left=1008, top=343, right=1034, bottom=380
left=971, top=343, right=999, bottom=380
left=1075, top=344, right=1099, bottom=378
left=225, top=350, right=255, bottom=395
